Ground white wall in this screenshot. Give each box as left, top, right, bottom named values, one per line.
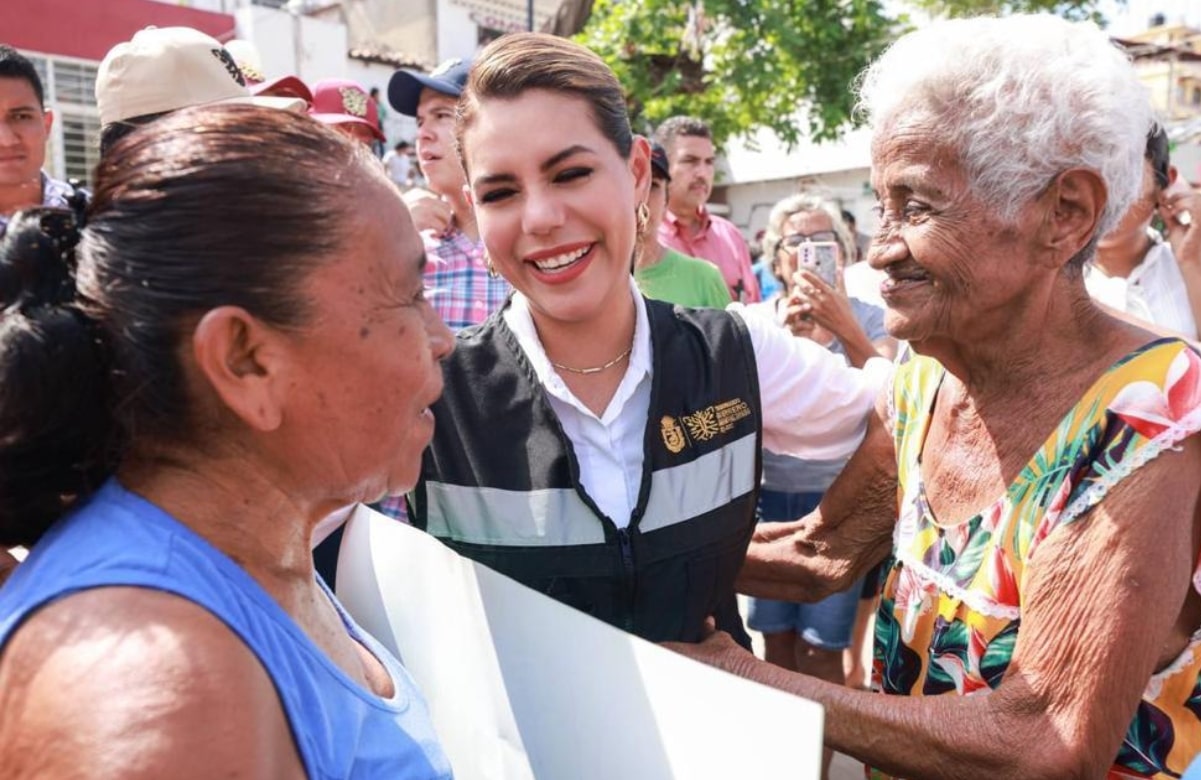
left=236, top=5, right=347, bottom=84
left=436, top=0, right=480, bottom=64
left=719, top=167, right=875, bottom=243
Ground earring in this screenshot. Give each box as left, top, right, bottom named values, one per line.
left=484, top=251, right=498, bottom=278
left=635, top=201, right=650, bottom=236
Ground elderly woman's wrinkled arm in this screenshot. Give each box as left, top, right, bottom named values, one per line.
left=737, top=392, right=896, bottom=603
left=695, top=433, right=1201, bottom=778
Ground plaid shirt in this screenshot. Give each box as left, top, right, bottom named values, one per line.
left=423, top=226, right=511, bottom=332
left=377, top=225, right=511, bottom=520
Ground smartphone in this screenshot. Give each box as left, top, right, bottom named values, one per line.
left=797, top=241, right=840, bottom=286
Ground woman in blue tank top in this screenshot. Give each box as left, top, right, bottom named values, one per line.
left=0, top=104, right=454, bottom=778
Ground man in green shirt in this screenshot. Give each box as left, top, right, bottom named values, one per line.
left=634, top=143, right=732, bottom=309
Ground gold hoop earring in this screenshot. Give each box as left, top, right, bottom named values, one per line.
left=635, top=201, right=650, bottom=236
left=484, top=251, right=498, bottom=278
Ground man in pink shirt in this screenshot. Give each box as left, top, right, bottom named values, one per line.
left=654, top=116, right=760, bottom=302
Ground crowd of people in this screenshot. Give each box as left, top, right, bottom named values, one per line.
left=1, top=11, right=1200, bottom=779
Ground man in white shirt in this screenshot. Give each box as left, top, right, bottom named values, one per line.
left=1087, top=126, right=1201, bottom=339
left=383, top=140, right=413, bottom=189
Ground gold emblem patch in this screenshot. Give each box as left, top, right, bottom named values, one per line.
left=660, top=416, right=687, bottom=454
left=340, top=87, right=369, bottom=117
left=683, top=407, right=719, bottom=441
left=680, top=397, right=751, bottom=444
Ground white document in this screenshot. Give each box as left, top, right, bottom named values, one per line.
left=336, top=505, right=824, bottom=780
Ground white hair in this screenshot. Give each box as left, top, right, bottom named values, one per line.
left=856, top=14, right=1152, bottom=240
left=761, top=192, right=855, bottom=267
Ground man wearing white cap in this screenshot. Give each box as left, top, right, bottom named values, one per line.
left=96, top=27, right=304, bottom=154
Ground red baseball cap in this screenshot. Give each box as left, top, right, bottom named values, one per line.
left=308, top=78, right=384, bottom=141
left=252, top=75, right=313, bottom=105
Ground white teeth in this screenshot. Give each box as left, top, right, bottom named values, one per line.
left=533, top=246, right=589, bottom=272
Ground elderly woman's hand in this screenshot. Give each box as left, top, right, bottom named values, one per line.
left=1161, top=181, right=1201, bottom=270
left=792, top=267, right=858, bottom=339
left=791, top=268, right=885, bottom=367
left=662, top=618, right=764, bottom=681
left=779, top=295, right=828, bottom=342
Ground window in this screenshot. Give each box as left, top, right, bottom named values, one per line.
left=18, top=51, right=101, bottom=186
left=59, top=113, right=101, bottom=188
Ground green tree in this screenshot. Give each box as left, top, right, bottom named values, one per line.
left=575, top=0, right=1117, bottom=148
left=911, top=0, right=1111, bottom=22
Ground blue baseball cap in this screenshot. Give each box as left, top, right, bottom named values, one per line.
left=388, top=58, right=471, bottom=117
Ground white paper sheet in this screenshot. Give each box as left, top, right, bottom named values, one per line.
left=336, top=505, right=823, bottom=780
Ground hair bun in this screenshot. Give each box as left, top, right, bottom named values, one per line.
left=0, top=209, right=83, bottom=311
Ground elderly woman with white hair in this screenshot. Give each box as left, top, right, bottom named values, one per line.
left=669, top=14, right=1201, bottom=777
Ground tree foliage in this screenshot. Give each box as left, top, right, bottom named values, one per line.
left=576, top=0, right=897, bottom=148
left=911, top=0, right=1112, bottom=23
left=575, top=0, right=1118, bottom=149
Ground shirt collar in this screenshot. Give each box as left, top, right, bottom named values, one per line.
left=0, top=172, right=73, bottom=233
left=503, top=276, right=652, bottom=419
left=663, top=205, right=711, bottom=235
left=41, top=173, right=75, bottom=209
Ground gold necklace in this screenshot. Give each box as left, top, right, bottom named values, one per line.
left=549, top=345, right=633, bottom=375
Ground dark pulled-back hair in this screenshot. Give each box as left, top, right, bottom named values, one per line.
left=99, top=111, right=169, bottom=156
left=455, top=32, right=633, bottom=168
left=0, top=105, right=370, bottom=546
left=0, top=45, right=45, bottom=107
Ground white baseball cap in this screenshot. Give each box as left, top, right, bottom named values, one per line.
left=96, top=27, right=305, bottom=126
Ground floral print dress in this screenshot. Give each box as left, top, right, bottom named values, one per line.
left=870, top=338, right=1201, bottom=778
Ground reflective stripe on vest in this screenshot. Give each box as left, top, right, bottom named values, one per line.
left=425, top=431, right=758, bottom=546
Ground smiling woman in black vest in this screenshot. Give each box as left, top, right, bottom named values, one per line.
left=405, top=33, right=891, bottom=646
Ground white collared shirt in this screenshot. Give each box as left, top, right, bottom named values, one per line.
left=504, top=278, right=891, bottom=529
left=1085, top=235, right=1198, bottom=339
left=505, top=278, right=653, bottom=529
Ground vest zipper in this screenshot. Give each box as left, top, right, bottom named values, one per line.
left=616, top=527, right=636, bottom=633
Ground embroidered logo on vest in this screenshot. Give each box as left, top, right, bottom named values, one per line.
left=660, top=416, right=687, bottom=453
left=681, top=398, right=752, bottom=443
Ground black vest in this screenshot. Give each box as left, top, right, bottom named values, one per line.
left=411, top=298, right=762, bottom=646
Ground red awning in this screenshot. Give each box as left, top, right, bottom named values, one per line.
left=1, top=0, right=237, bottom=62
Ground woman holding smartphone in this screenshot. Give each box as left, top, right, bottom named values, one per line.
left=741, top=193, right=895, bottom=778
left=763, top=193, right=896, bottom=368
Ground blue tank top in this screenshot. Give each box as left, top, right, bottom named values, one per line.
left=0, top=479, right=452, bottom=780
